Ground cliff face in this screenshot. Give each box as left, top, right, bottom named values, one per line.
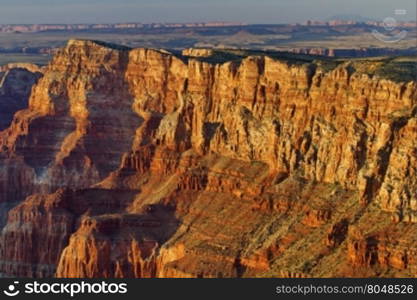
left=0, top=65, right=43, bottom=130
left=0, top=40, right=416, bottom=278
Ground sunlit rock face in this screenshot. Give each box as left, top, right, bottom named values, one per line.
left=0, top=40, right=416, bottom=278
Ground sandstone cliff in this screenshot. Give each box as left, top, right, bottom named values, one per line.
left=0, top=40, right=416, bottom=278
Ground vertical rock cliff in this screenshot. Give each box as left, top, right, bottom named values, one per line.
left=0, top=40, right=416, bottom=278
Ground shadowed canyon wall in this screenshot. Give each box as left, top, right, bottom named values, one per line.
left=0, top=40, right=416, bottom=277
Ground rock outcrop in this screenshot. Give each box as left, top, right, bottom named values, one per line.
left=0, top=64, right=42, bottom=130
left=0, top=40, right=416, bottom=278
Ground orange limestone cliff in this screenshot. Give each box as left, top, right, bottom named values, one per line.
left=0, top=40, right=416, bottom=278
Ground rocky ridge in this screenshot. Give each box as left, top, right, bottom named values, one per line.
left=0, top=40, right=416, bottom=277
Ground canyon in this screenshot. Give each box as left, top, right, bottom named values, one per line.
left=0, top=40, right=416, bottom=278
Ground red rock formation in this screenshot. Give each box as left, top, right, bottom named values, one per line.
left=0, top=189, right=74, bottom=277
left=0, top=40, right=416, bottom=278
left=56, top=203, right=179, bottom=278
left=0, top=187, right=140, bottom=277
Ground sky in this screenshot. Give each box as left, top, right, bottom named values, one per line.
left=0, top=0, right=415, bottom=24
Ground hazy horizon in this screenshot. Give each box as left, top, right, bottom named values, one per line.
left=0, top=0, right=415, bottom=25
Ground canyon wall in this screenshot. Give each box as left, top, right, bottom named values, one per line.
left=0, top=40, right=416, bottom=277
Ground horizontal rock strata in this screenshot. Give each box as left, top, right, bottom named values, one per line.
left=0, top=40, right=416, bottom=277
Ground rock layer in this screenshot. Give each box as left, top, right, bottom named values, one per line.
left=0, top=40, right=416, bottom=277
left=0, top=65, right=42, bottom=130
